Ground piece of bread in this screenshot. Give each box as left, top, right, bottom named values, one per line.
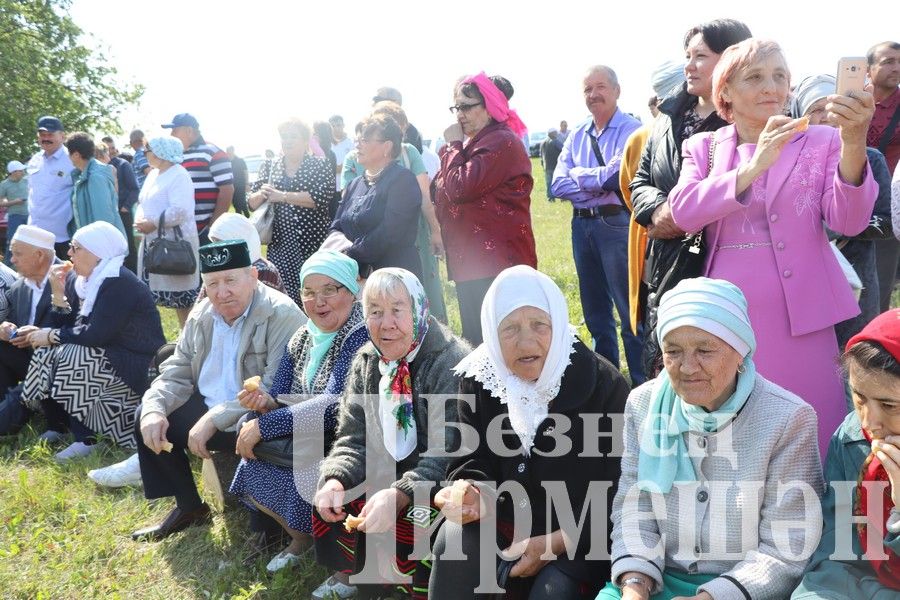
left=243, top=375, right=261, bottom=392
left=795, top=115, right=810, bottom=132
left=451, top=479, right=469, bottom=505
left=344, top=514, right=364, bottom=532
left=160, top=440, right=173, bottom=453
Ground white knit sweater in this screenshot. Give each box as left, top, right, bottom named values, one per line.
left=610, top=374, right=826, bottom=600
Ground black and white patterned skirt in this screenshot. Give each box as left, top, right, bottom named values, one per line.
left=22, top=345, right=140, bottom=448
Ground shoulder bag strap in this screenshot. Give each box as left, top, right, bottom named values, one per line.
left=587, top=129, right=629, bottom=212
left=878, top=103, right=900, bottom=155
left=687, top=130, right=717, bottom=254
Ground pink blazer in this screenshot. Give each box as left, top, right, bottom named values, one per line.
left=669, top=124, right=878, bottom=337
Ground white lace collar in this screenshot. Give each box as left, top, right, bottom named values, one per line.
left=455, top=338, right=576, bottom=456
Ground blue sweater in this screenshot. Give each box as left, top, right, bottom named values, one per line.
left=51, top=267, right=166, bottom=394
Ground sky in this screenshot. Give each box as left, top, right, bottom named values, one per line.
left=69, top=0, right=897, bottom=157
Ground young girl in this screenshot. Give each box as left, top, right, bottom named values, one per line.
left=794, top=309, right=900, bottom=598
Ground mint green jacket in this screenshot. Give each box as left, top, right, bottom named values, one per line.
left=792, top=411, right=900, bottom=599
left=69, top=158, right=126, bottom=238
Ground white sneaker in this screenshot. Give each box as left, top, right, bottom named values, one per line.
left=54, top=441, right=97, bottom=462
left=88, top=452, right=142, bottom=487
left=265, top=550, right=303, bottom=573
left=311, top=575, right=358, bottom=599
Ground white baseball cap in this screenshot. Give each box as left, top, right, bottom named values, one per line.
left=6, top=160, right=25, bottom=173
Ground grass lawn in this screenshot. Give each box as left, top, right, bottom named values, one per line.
left=0, top=161, right=596, bottom=599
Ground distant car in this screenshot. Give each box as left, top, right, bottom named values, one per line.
left=528, top=131, right=547, bottom=158
left=243, top=154, right=264, bottom=185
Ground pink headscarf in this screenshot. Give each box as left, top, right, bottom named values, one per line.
left=461, top=72, right=527, bottom=137
left=309, top=135, right=325, bottom=157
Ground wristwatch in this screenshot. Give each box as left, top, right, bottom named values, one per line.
left=619, top=575, right=649, bottom=591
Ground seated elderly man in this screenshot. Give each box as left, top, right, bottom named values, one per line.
left=131, top=240, right=304, bottom=541
left=0, top=225, right=77, bottom=436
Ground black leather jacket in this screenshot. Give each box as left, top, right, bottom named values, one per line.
left=631, top=86, right=727, bottom=226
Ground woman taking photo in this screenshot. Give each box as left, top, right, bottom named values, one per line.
left=248, top=118, right=334, bottom=303
left=229, top=251, right=368, bottom=579
left=601, top=277, right=823, bottom=600
left=313, top=268, right=470, bottom=600
left=433, top=73, right=537, bottom=345
left=330, top=115, right=423, bottom=279
left=793, top=309, right=900, bottom=598
left=134, top=136, right=199, bottom=328
left=668, top=39, right=878, bottom=455
left=22, top=222, right=165, bottom=462
left=630, top=19, right=752, bottom=375
left=429, top=265, right=628, bottom=599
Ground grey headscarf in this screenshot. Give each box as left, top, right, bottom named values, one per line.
left=651, top=60, right=687, bottom=101
left=790, top=74, right=835, bottom=119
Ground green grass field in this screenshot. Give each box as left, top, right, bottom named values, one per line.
left=0, top=162, right=592, bottom=599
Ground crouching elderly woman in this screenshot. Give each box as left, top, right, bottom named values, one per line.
left=227, top=251, right=368, bottom=575
left=599, top=277, right=824, bottom=600
left=313, top=268, right=470, bottom=600
left=429, top=265, right=630, bottom=599
left=793, top=309, right=900, bottom=599
left=22, top=222, right=165, bottom=461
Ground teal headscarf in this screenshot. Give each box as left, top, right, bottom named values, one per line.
left=299, top=251, right=360, bottom=385
left=638, top=277, right=757, bottom=493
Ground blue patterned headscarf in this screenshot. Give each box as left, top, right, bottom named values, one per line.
left=147, top=137, right=184, bottom=164
left=639, top=277, right=757, bottom=492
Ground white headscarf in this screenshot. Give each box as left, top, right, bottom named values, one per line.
left=454, top=265, right=577, bottom=455
left=71, top=222, right=128, bottom=317
left=209, top=213, right=262, bottom=262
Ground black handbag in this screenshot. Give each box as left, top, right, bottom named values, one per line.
left=642, top=131, right=717, bottom=376
left=144, top=211, right=197, bottom=275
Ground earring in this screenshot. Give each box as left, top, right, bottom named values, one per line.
left=737, top=363, right=746, bottom=374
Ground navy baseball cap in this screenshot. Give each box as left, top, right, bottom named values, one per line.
left=37, top=116, right=64, bottom=132
left=161, top=113, right=200, bottom=129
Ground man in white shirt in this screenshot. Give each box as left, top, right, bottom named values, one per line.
left=0, top=225, right=77, bottom=435
left=26, top=116, right=74, bottom=259
left=131, top=240, right=304, bottom=541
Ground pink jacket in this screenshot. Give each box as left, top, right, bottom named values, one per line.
left=669, top=124, right=877, bottom=336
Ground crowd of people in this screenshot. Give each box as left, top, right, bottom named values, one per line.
left=1, top=19, right=900, bottom=600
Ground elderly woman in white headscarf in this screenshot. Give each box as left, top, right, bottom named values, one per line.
left=135, top=136, right=199, bottom=327
left=195, top=212, right=286, bottom=301
left=790, top=74, right=895, bottom=350
left=22, top=222, right=165, bottom=461
left=600, top=277, right=824, bottom=600
left=428, top=265, right=629, bottom=599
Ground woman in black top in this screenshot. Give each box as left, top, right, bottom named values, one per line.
left=330, top=114, right=423, bottom=279
left=630, top=18, right=751, bottom=375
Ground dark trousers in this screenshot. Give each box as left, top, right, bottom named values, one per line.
left=430, top=520, right=597, bottom=599
left=135, top=392, right=236, bottom=510
left=875, top=237, right=900, bottom=312
left=119, top=208, right=137, bottom=273
left=0, top=343, right=32, bottom=394
left=40, top=397, right=92, bottom=440
left=54, top=241, right=69, bottom=261
left=456, top=277, right=496, bottom=346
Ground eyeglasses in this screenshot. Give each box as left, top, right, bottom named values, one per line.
left=355, top=137, right=386, bottom=145
left=448, top=102, right=483, bottom=114
left=299, top=284, right=345, bottom=301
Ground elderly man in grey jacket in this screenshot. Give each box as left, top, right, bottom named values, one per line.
left=131, top=240, right=305, bottom=541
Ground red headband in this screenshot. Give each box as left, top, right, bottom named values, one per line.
left=846, top=309, right=900, bottom=363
